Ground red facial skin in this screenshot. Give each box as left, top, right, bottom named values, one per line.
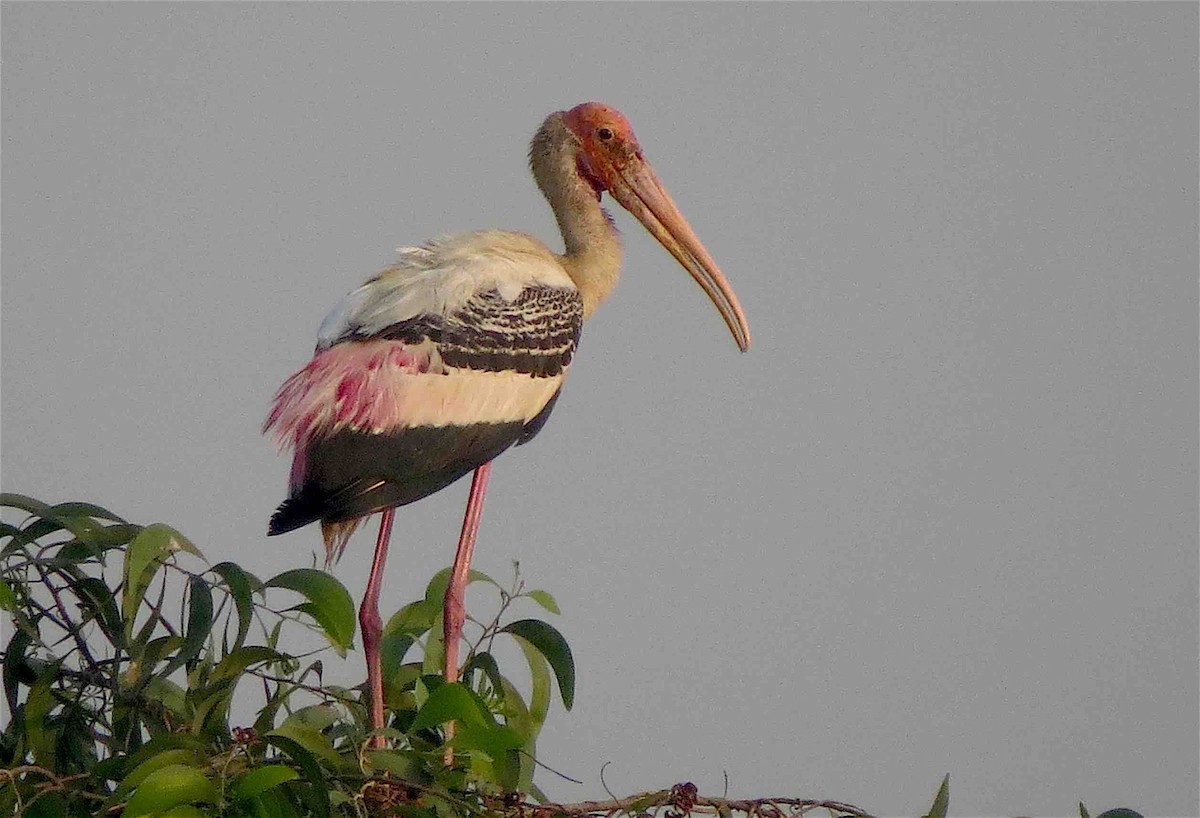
left=562, top=102, right=644, bottom=197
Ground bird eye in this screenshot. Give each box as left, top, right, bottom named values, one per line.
left=596, top=127, right=614, bottom=141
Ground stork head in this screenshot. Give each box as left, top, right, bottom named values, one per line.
left=559, top=102, right=751, bottom=352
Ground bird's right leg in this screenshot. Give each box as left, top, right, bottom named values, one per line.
left=361, top=508, right=395, bottom=750
left=441, top=462, right=492, bottom=763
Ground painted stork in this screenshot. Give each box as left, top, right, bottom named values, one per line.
left=264, top=102, right=750, bottom=747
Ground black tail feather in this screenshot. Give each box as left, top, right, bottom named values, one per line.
left=267, top=421, right=533, bottom=537
left=268, top=491, right=325, bottom=536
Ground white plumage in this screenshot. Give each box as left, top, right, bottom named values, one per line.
left=317, top=231, right=577, bottom=350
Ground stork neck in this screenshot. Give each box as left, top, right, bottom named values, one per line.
left=530, top=115, right=623, bottom=319
left=554, top=189, right=622, bottom=319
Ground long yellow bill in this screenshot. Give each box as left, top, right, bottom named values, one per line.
left=609, top=159, right=752, bottom=352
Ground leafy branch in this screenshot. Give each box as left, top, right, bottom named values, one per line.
left=0, top=495, right=1146, bottom=818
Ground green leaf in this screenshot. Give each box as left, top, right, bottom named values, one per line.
left=210, top=561, right=258, bottom=651
left=499, top=676, right=536, bottom=791
left=47, top=500, right=127, bottom=523
left=24, top=670, right=56, bottom=766
left=232, top=765, right=301, bottom=800
left=209, top=645, right=287, bottom=684
left=263, top=735, right=331, bottom=818
left=423, top=566, right=498, bottom=607
left=462, top=652, right=505, bottom=699
left=264, top=568, right=355, bottom=657
left=0, top=493, right=52, bottom=516
left=95, top=733, right=207, bottom=787
left=2, top=521, right=51, bottom=555
left=2, top=627, right=34, bottom=712
left=526, top=589, right=560, bottom=615
left=140, top=634, right=184, bottom=678
left=381, top=632, right=416, bottom=689
left=13, top=501, right=123, bottom=556
left=72, top=576, right=125, bottom=647
left=268, top=721, right=339, bottom=767
left=189, top=690, right=231, bottom=736
left=144, top=676, right=189, bottom=719
left=384, top=598, right=438, bottom=637
left=263, top=734, right=325, bottom=779
left=161, top=576, right=213, bottom=677
left=384, top=661, right=424, bottom=709
left=122, top=524, right=203, bottom=637
left=409, top=682, right=490, bottom=731
left=1094, top=811, right=1145, bottom=818
left=452, top=721, right=523, bottom=760
left=122, top=764, right=217, bottom=817
left=922, top=774, right=950, bottom=818
left=157, top=807, right=208, bottom=818
left=22, top=795, right=66, bottom=818
left=280, top=703, right=340, bottom=732
left=1080, top=803, right=1091, bottom=818
left=0, top=520, right=25, bottom=546
left=118, top=749, right=206, bottom=794
left=365, top=749, right=422, bottom=779
left=513, top=637, right=550, bottom=734
left=252, top=787, right=305, bottom=818
left=502, top=619, right=574, bottom=710
left=57, top=522, right=142, bottom=561
left=130, top=578, right=172, bottom=654
left=0, top=579, right=16, bottom=611
left=252, top=679, right=293, bottom=737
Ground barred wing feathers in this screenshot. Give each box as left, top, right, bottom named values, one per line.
left=265, top=231, right=584, bottom=548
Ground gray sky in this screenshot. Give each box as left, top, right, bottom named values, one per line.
left=2, top=3, right=1196, bottom=815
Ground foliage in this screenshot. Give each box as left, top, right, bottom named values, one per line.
left=0, top=494, right=1151, bottom=818
left=0, top=494, right=572, bottom=816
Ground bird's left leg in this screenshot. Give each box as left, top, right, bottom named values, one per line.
left=361, top=508, right=395, bottom=750
left=443, top=461, right=492, bottom=684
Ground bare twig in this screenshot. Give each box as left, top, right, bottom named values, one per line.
left=485, top=788, right=875, bottom=818
left=244, top=667, right=359, bottom=707
left=139, top=568, right=180, bottom=639
left=29, top=560, right=100, bottom=672
left=0, top=764, right=108, bottom=812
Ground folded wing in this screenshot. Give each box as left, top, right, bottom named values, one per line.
left=264, top=232, right=584, bottom=555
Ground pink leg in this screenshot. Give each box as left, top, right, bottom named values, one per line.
left=443, top=462, right=492, bottom=684
left=361, top=508, right=394, bottom=749
left=442, top=462, right=492, bottom=763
